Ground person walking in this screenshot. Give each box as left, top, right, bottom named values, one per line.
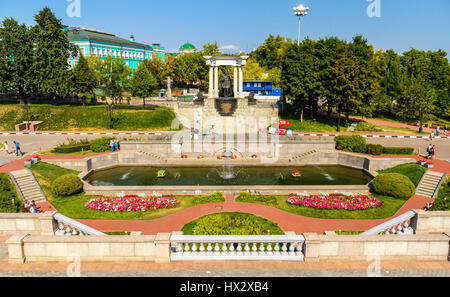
left=110, top=139, right=115, bottom=152
left=431, top=145, right=436, bottom=160
left=114, top=139, right=119, bottom=151
left=426, top=144, right=432, bottom=159
left=13, top=141, right=23, bottom=157
left=3, top=141, right=9, bottom=154
left=436, top=126, right=440, bottom=137
left=429, top=131, right=434, bottom=141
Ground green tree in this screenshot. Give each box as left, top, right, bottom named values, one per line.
left=0, top=18, right=34, bottom=104
left=202, top=42, right=220, bottom=56
left=173, top=52, right=208, bottom=90
left=252, top=35, right=292, bottom=70
left=130, top=62, right=158, bottom=106
left=243, top=58, right=266, bottom=80
left=30, top=7, right=78, bottom=99
left=72, top=54, right=96, bottom=105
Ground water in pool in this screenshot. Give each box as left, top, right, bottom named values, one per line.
left=86, top=165, right=372, bottom=186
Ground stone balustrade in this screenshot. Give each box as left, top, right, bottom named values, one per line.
left=53, top=213, right=107, bottom=236
left=361, top=211, right=417, bottom=235
left=170, top=234, right=305, bottom=261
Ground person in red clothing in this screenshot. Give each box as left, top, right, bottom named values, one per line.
left=430, top=145, right=436, bottom=160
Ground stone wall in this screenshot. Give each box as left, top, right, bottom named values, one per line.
left=0, top=212, right=56, bottom=236
left=416, top=210, right=450, bottom=235
left=303, top=233, right=449, bottom=261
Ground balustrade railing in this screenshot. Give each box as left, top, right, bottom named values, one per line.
left=361, top=211, right=417, bottom=235
left=170, top=235, right=305, bottom=261
left=53, top=213, right=107, bottom=236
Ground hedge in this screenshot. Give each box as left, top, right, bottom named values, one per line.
left=372, top=173, right=415, bottom=199
left=335, top=135, right=367, bottom=153
left=382, top=147, right=415, bottom=155
left=236, top=192, right=278, bottom=206
left=51, top=174, right=83, bottom=197
left=53, top=143, right=91, bottom=154
left=192, top=192, right=225, bottom=205
left=366, top=144, right=383, bottom=155
left=90, top=137, right=114, bottom=153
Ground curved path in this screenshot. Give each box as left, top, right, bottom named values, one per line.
left=75, top=193, right=433, bottom=235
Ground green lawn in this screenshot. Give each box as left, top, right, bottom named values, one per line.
left=181, top=212, right=284, bottom=235
left=29, top=162, right=221, bottom=220
left=433, top=177, right=449, bottom=211
left=0, top=104, right=177, bottom=131
left=378, top=163, right=426, bottom=187
left=0, top=173, right=22, bottom=213
left=236, top=194, right=406, bottom=220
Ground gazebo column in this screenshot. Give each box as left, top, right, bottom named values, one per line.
left=238, top=66, right=244, bottom=98
left=208, top=66, right=214, bottom=98
left=214, top=66, right=219, bottom=98
left=233, top=66, right=239, bottom=98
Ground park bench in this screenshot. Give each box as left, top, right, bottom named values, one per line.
left=15, top=121, right=43, bottom=132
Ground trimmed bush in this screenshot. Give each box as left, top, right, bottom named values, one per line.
left=366, top=144, right=383, bottom=155
left=382, top=147, right=414, bottom=155
left=51, top=174, right=83, bottom=197
left=335, top=135, right=367, bottom=153
left=372, top=173, right=415, bottom=199
left=90, top=137, right=114, bottom=153
left=53, top=143, right=91, bottom=153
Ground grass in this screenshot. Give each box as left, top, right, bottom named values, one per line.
left=0, top=103, right=177, bottom=131
left=29, top=162, right=218, bottom=220
left=433, top=177, right=449, bottom=211
left=38, top=149, right=97, bottom=156
left=335, top=231, right=364, bottom=235
left=378, top=163, right=426, bottom=187
left=279, top=113, right=357, bottom=133
left=0, top=173, right=22, bottom=213
left=236, top=193, right=406, bottom=220
left=181, top=212, right=284, bottom=235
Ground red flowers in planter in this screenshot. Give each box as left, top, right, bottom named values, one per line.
left=287, top=193, right=383, bottom=211
left=181, top=154, right=188, bottom=159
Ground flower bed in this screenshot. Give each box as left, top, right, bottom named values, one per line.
left=85, top=195, right=179, bottom=212
left=287, top=193, right=383, bottom=211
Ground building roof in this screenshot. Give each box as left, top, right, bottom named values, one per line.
left=67, top=27, right=160, bottom=50
left=180, top=43, right=196, bottom=51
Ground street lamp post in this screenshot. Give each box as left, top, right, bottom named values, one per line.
left=293, top=4, right=309, bottom=46
left=22, top=100, right=31, bottom=131
left=106, top=102, right=114, bottom=130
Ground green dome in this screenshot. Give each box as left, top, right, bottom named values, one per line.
left=180, top=43, right=196, bottom=51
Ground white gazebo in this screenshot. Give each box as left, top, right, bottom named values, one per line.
left=204, top=55, right=249, bottom=99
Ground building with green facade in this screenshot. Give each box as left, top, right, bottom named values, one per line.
left=66, top=26, right=166, bottom=69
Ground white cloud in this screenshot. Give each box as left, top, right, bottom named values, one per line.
left=220, top=45, right=239, bottom=51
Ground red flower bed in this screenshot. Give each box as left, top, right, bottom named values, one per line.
left=287, top=193, right=383, bottom=211
left=85, top=196, right=179, bottom=212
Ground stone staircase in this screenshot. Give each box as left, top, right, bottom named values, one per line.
left=138, top=151, right=167, bottom=163
left=290, top=150, right=318, bottom=162
left=416, top=171, right=446, bottom=199
left=9, top=169, right=47, bottom=203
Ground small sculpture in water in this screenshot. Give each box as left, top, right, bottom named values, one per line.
left=157, top=170, right=166, bottom=178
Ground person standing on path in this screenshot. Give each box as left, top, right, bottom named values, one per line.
left=431, top=145, right=436, bottom=160
left=114, top=139, right=119, bottom=151
left=429, top=131, right=434, bottom=141
left=13, top=141, right=23, bottom=157
left=436, top=126, right=440, bottom=137
left=110, top=139, right=115, bottom=152
left=3, top=141, right=9, bottom=154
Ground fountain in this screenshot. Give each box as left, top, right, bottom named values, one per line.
left=217, top=150, right=238, bottom=180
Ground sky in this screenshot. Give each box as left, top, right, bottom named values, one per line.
left=0, top=0, right=449, bottom=55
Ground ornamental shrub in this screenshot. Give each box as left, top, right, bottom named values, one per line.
left=335, top=135, right=367, bottom=153
left=372, top=173, right=415, bottom=199
left=51, top=174, right=83, bottom=197
left=382, top=147, right=414, bottom=155
left=89, top=137, right=114, bottom=153
left=366, top=144, right=383, bottom=155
